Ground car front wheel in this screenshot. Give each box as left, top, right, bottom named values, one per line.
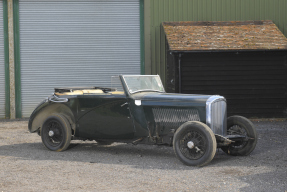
left=173, top=121, right=217, bottom=166
left=41, top=114, right=71, bottom=152
left=221, top=116, right=257, bottom=156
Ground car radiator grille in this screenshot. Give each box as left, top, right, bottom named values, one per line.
left=206, top=96, right=227, bottom=136
left=152, top=108, right=200, bottom=129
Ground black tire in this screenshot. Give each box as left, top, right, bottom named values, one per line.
left=95, top=140, right=114, bottom=145
left=221, top=116, right=257, bottom=156
left=173, top=121, right=217, bottom=167
left=41, top=114, right=72, bottom=152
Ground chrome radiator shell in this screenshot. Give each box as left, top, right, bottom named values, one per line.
left=206, top=96, right=227, bottom=136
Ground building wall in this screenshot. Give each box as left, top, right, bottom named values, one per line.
left=2, top=0, right=287, bottom=118
left=14, top=0, right=142, bottom=118
left=146, top=0, right=287, bottom=85
left=176, top=51, right=287, bottom=118
left=0, top=0, right=6, bottom=118
left=1, top=0, right=145, bottom=119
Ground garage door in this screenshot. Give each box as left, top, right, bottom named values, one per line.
left=0, top=0, right=5, bottom=118
left=18, top=0, right=140, bottom=117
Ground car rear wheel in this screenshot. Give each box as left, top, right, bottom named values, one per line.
left=41, top=114, right=71, bottom=152
left=221, top=116, right=257, bottom=156
left=173, top=121, right=217, bottom=166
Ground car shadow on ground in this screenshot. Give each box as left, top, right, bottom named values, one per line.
left=0, top=140, right=237, bottom=170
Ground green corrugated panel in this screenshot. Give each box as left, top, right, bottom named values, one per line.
left=146, top=0, right=287, bottom=87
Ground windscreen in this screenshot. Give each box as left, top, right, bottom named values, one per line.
left=122, top=75, right=165, bottom=94
left=111, top=76, right=124, bottom=92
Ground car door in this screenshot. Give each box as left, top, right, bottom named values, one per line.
left=77, top=93, right=135, bottom=139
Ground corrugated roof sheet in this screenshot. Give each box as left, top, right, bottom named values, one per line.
left=162, top=20, right=287, bottom=51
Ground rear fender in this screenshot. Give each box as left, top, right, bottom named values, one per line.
left=29, top=103, right=76, bottom=134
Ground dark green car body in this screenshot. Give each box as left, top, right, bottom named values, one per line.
left=28, top=75, right=257, bottom=166
left=29, top=76, right=211, bottom=144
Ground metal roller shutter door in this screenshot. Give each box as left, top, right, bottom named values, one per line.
left=19, top=0, right=140, bottom=117
left=0, top=1, right=5, bottom=118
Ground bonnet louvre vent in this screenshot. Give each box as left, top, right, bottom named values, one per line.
left=152, top=108, right=200, bottom=129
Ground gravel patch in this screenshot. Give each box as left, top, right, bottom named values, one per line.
left=0, top=119, right=286, bottom=191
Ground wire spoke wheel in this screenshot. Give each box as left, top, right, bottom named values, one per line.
left=227, top=125, right=248, bottom=149
left=221, top=116, right=258, bottom=156
left=41, top=114, right=71, bottom=152
left=173, top=121, right=216, bottom=167
left=179, top=130, right=207, bottom=160
left=43, top=120, right=64, bottom=147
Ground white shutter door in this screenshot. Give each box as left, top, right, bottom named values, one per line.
left=0, top=1, right=5, bottom=118
left=19, top=0, right=140, bottom=117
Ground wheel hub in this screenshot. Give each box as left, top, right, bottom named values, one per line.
left=187, top=141, right=195, bottom=149
left=48, top=130, right=55, bottom=137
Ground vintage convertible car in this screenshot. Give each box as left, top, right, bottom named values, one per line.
left=29, top=75, right=257, bottom=166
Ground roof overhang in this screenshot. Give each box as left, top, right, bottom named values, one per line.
left=162, top=20, right=287, bottom=52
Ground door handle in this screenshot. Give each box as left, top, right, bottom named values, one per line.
left=121, top=102, right=128, bottom=107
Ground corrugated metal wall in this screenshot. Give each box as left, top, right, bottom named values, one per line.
left=148, top=0, right=287, bottom=85
left=0, top=0, right=5, bottom=118
left=19, top=0, right=140, bottom=117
